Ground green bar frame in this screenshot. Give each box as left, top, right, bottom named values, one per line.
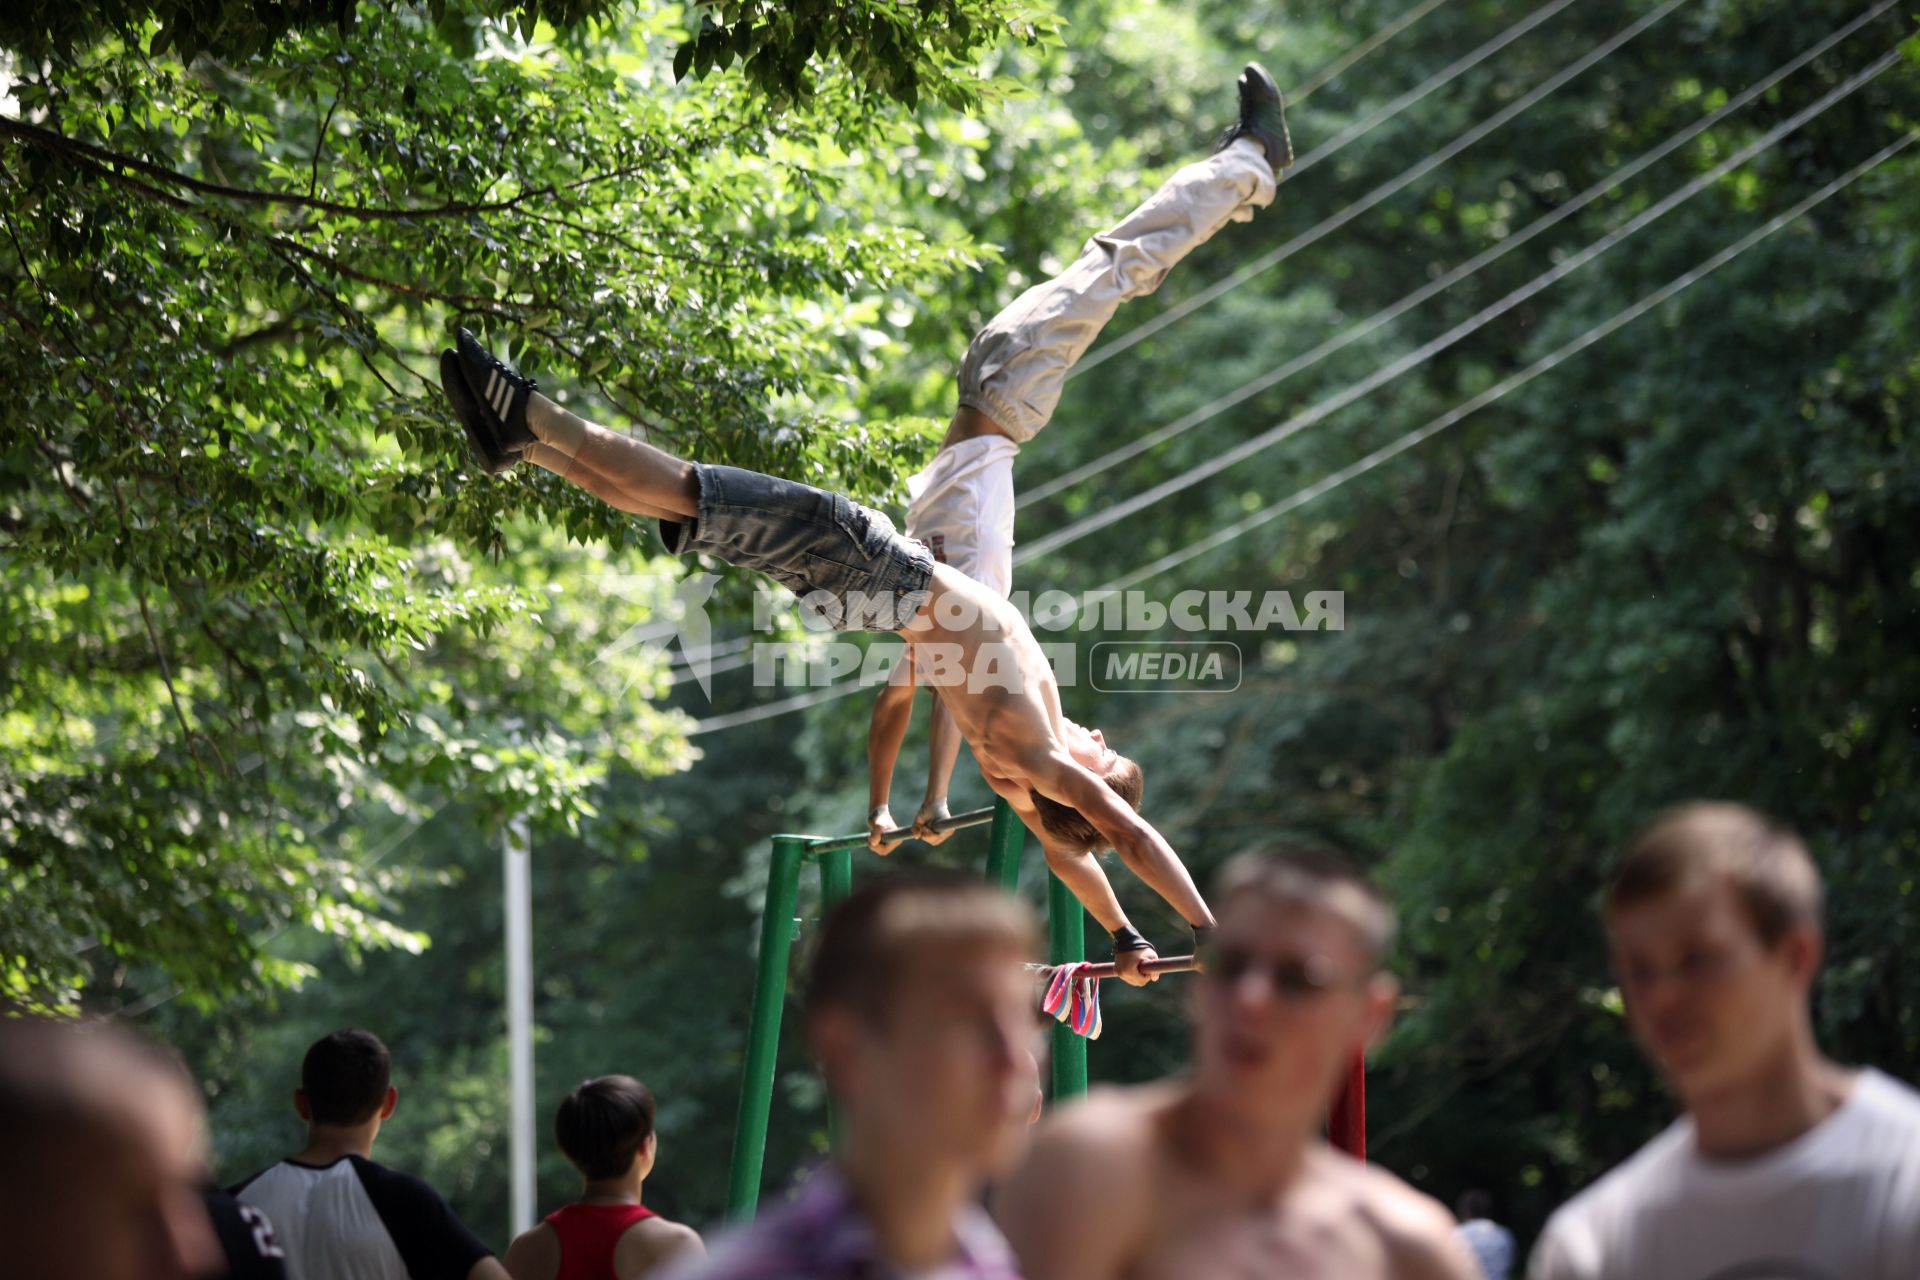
left=985, top=800, right=1025, bottom=892
left=819, top=847, right=854, bottom=1148
left=725, top=835, right=806, bottom=1219
left=1046, top=871, right=1088, bottom=1101
left=723, top=800, right=1352, bottom=1214
left=724, top=800, right=1018, bottom=1218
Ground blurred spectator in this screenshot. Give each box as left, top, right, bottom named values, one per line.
left=1456, top=1189, right=1514, bottom=1280
left=0, top=1014, right=226, bottom=1280
left=233, top=1027, right=509, bottom=1280
left=503, top=1074, right=703, bottom=1280
left=1530, top=804, right=1920, bottom=1279
left=669, top=875, right=1039, bottom=1280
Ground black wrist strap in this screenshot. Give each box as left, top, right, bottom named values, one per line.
left=1110, top=923, right=1152, bottom=953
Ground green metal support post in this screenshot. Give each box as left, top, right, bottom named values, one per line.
left=724, top=804, right=1005, bottom=1217
left=819, top=846, right=854, bottom=1147
left=984, top=798, right=1024, bottom=891
left=725, top=836, right=807, bottom=1220
left=1047, top=872, right=1088, bottom=1100
left=821, top=847, right=853, bottom=910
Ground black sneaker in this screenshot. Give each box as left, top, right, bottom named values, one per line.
left=1215, top=62, right=1293, bottom=175
left=439, top=349, right=519, bottom=475
left=451, top=327, right=539, bottom=455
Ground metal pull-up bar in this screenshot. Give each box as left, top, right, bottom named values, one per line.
left=721, top=800, right=1366, bottom=1218
left=800, top=806, right=999, bottom=855
left=1035, top=953, right=1201, bottom=980
left=724, top=799, right=1030, bottom=1219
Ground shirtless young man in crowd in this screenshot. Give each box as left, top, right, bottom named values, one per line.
left=996, top=850, right=1479, bottom=1280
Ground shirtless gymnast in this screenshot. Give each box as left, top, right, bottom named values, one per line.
left=439, top=326, right=1213, bottom=981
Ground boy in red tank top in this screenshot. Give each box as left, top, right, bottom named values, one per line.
left=503, top=1076, right=703, bottom=1280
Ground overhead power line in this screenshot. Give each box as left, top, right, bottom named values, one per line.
left=1021, top=0, right=1902, bottom=505
left=1012, top=44, right=1908, bottom=568
left=1294, top=0, right=1456, bottom=105
left=1068, top=0, right=1606, bottom=380
left=687, top=64, right=1911, bottom=732
left=675, top=3, right=1898, bottom=692
left=1092, top=127, right=1918, bottom=595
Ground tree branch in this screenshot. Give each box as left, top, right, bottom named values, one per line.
left=2, top=114, right=569, bottom=221
left=309, top=90, right=341, bottom=201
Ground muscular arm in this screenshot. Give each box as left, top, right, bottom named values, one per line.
left=919, top=696, right=965, bottom=822
left=866, top=653, right=918, bottom=850
left=979, top=769, right=1129, bottom=932
left=1028, top=751, right=1214, bottom=929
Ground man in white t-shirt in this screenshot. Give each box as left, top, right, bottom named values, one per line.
left=235, top=1029, right=509, bottom=1280
left=1530, top=802, right=1920, bottom=1280
left=865, top=62, right=1291, bottom=854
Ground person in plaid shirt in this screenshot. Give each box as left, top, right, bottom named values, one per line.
left=670, top=876, right=1039, bottom=1280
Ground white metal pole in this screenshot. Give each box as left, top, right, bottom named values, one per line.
left=505, top=816, right=535, bottom=1235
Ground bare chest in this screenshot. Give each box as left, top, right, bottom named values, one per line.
left=1127, top=1184, right=1393, bottom=1280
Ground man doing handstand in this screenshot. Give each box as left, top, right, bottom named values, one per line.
left=867, top=63, right=1291, bottom=852
left=436, top=69, right=1294, bottom=979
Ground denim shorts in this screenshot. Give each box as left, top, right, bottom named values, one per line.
left=660, top=464, right=935, bottom=632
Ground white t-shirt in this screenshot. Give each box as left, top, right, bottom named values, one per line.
left=1530, top=1069, right=1920, bottom=1280
left=234, top=1155, right=492, bottom=1280
left=904, top=436, right=1018, bottom=598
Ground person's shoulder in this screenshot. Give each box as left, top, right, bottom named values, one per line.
left=1050, top=1082, right=1170, bottom=1135
left=1000, top=1085, right=1176, bottom=1218
left=620, top=1214, right=704, bottom=1274
left=1029, top=1083, right=1172, bottom=1171
left=228, top=1161, right=286, bottom=1196
left=1311, top=1150, right=1475, bottom=1280
left=653, top=1212, right=798, bottom=1280
left=1855, top=1068, right=1920, bottom=1125
left=1527, top=1123, right=1691, bottom=1280
left=345, top=1154, right=448, bottom=1202
left=346, top=1156, right=494, bottom=1278
left=504, top=1221, right=561, bottom=1280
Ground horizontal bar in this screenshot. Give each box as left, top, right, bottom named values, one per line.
left=1031, top=953, right=1201, bottom=981
left=779, top=806, right=1000, bottom=856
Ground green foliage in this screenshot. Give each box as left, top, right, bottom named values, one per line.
left=674, top=1, right=1064, bottom=110
left=0, top=0, right=1061, bottom=113
left=6, top=0, right=1919, bottom=1256
left=0, top=1, right=998, bottom=1007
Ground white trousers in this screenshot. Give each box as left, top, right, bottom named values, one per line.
left=951, top=137, right=1277, bottom=443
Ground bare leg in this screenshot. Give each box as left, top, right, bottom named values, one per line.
left=526, top=395, right=699, bottom=518
left=522, top=443, right=686, bottom=521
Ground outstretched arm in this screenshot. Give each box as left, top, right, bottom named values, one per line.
left=978, top=769, right=1145, bottom=969
left=912, top=698, right=967, bottom=843
left=1029, top=751, right=1215, bottom=931
left=866, top=651, right=918, bottom=854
